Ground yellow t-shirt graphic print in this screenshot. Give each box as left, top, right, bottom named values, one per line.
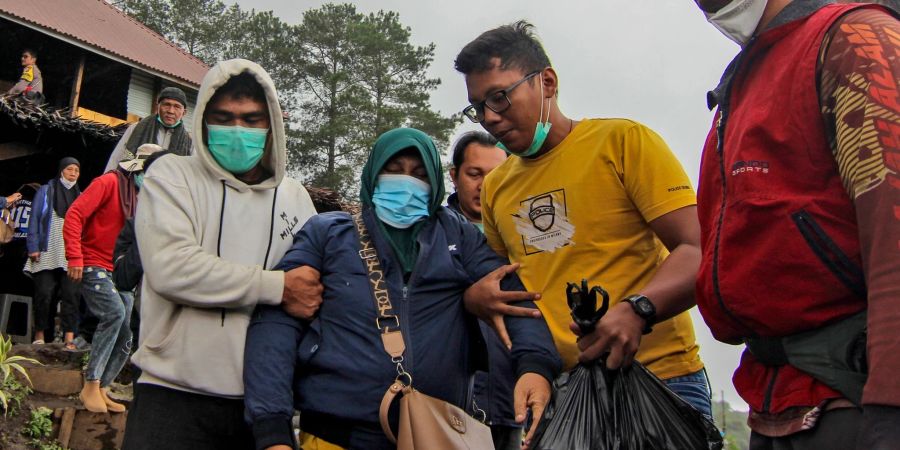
left=512, top=190, right=576, bottom=253
left=481, top=118, right=703, bottom=379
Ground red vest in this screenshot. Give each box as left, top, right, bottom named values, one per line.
left=696, top=3, right=877, bottom=414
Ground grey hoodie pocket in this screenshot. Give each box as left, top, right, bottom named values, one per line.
left=144, top=307, right=186, bottom=353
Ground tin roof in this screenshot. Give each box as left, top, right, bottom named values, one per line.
left=0, top=0, right=208, bottom=87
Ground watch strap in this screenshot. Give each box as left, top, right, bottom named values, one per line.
left=623, top=294, right=655, bottom=335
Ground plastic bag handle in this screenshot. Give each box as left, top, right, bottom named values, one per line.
left=567, top=279, right=610, bottom=335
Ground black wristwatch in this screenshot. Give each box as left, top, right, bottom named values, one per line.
left=623, top=294, right=656, bottom=334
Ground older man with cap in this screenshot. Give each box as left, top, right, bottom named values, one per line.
left=65, top=143, right=163, bottom=414
left=104, top=87, right=193, bottom=172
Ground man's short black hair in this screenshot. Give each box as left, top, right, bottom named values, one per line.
left=451, top=131, right=500, bottom=171
left=22, top=48, right=37, bottom=59
left=209, top=71, right=266, bottom=106
left=454, top=20, right=551, bottom=75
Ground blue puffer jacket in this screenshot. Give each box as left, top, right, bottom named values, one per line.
left=244, top=208, right=561, bottom=449
left=25, top=183, right=52, bottom=254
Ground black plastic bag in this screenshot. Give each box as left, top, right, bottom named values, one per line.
left=531, top=280, right=723, bottom=450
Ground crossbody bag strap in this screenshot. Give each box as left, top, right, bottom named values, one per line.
left=353, top=213, right=412, bottom=444
left=352, top=213, right=407, bottom=359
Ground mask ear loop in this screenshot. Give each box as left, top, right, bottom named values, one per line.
left=538, top=75, right=551, bottom=126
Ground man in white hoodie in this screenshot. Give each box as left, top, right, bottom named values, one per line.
left=122, top=60, right=320, bottom=450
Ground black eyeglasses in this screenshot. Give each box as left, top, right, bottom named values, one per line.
left=463, top=71, right=540, bottom=123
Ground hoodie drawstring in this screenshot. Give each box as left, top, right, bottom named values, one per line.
left=218, top=181, right=227, bottom=326
left=215, top=181, right=279, bottom=327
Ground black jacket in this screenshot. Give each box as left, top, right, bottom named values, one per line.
left=113, top=218, right=141, bottom=291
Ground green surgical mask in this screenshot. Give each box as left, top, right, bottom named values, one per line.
left=157, top=115, right=182, bottom=129
left=206, top=124, right=268, bottom=174
left=497, top=77, right=552, bottom=158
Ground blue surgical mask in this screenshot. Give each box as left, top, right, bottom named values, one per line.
left=134, top=173, right=144, bottom=189
left=206, top=124, right=268, bottom=174
left=497, top=77, right=552, bottom=158
left=372, top=174, right=431, bottom=229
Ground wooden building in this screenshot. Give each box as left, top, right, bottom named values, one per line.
left=0, top=0, right=207, bottom=297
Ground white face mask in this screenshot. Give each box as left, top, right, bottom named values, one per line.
left=704, top=0, right=768, bottom=46
left=59, top=177, right=76, bottom=189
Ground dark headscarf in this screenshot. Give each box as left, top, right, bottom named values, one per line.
left=115, top=169, right=139, bottom=219
left=50, top=157, right=80, bottom=218
left=360, top=128, right=445, bottom=211
left=359, top=128, right=445, bottom=273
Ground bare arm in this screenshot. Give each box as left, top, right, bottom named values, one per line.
left=575, top=205, right=700, bottom=368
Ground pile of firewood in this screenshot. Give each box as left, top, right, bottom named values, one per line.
left=0, top=94, right=126, bottom=141
left=306, top=185, right=356, bottom=213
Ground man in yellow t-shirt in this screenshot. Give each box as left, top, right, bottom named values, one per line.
left=455, top=21, right=710, bottom=426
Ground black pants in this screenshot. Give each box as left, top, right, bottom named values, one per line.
left=749, top=408, right=861, bottom=450
left=492, top=424, right=522, bottom=450
left=122, top=383, right=254, bottom=450
left=32, top=268, right=79, bottom=335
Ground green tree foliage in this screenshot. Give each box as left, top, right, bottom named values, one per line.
left=711, top=395, right=751, bottom=450
left=114, top=0, right=228, bottom=64
left=113, top=1, right=460, bottom=197
left=112, top=0, right=171, bottom=37
left=291, top=4, right=460, bottom=196
left=290, top=4, right=371, bottom=194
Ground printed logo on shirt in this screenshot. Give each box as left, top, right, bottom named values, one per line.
left=278, top=211, right=300, bottom=240
left=512, top=189, right=575, bottom=255
left=10, top=200, right=32, bottom=239
left=731, top=160, right=769, bottom=176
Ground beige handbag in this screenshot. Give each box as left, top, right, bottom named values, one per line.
left=0, top=207, right=14, bottom=244
left=379, top=381, right=494, bottom=450
left=351, top=214, right=493, bottom=450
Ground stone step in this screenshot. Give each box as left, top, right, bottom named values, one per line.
left=25, top=365, right=83, bottom=396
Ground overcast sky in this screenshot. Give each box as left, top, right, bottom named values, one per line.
left=233, top=0, right=748, bottom=411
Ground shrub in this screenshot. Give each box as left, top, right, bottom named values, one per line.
left=22, top=406, right=53, bottom=439
left=0, top=334, right=40, bottom=414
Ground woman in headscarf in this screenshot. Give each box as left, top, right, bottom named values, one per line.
left=25, top=157, right=81, bottom=348
left=244, top=128, right=561, bottom=450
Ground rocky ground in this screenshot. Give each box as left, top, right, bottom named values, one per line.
left=1, top=343, right=132, bottom=450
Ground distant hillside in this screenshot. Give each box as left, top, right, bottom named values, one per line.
left=711, top=395, right=751, bottom=450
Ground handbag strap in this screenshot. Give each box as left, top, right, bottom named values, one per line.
left=379, top=381, right=406, bottom=444
left=353, top=213, right=412, bottom=445
left=352, top=213, right=407, bottom=361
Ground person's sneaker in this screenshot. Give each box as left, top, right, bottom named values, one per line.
left=73, top=336, right=91, bottom=351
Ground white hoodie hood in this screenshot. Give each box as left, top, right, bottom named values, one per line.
left=193, top=58, right=286, bottom=191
